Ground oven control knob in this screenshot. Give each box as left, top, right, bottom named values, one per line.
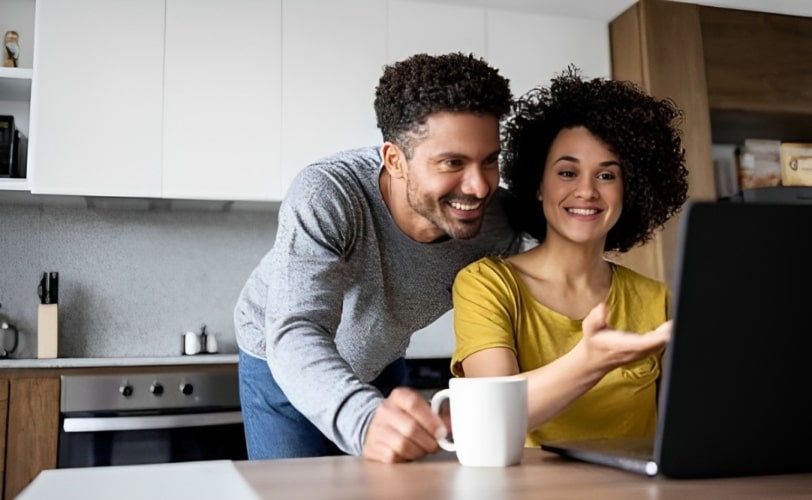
left=180, top=382, right=194, bottom=396
left=150, top=382, right=164, bottom=395
left=119, top=384, right=134, bottom=397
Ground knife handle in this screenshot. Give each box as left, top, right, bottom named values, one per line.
left=49, top=272, right=59, bottom=304
left=38, top=272, right=48, bottom=304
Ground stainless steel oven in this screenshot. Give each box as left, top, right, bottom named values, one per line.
left=57, top=370, right=247, bottom=467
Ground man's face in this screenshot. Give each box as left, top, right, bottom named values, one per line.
left=397, top=112, right=501, bottom=242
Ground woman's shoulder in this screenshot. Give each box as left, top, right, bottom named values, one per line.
left=610, top=263, right=669, bottom=294
left=459, top=255, right=513, bottom=277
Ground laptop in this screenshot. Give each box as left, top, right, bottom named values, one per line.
left=541, top=200, right=812, bottom=479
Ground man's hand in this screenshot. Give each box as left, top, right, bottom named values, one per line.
left=362, top=387, right=447, bottom=463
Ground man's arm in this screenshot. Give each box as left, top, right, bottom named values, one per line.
left=261, top=166, right=444, bottom=459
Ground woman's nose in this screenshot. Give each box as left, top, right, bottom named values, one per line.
left=575, top=178, right=598, bottom=200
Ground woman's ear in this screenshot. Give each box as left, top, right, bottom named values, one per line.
left=381, top=142, right=406, bottom=180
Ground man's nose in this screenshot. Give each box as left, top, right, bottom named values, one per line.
left=461, top=166, right=494, bottom=199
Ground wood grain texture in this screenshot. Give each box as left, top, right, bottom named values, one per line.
left=5, top=377, right=59, bottom=500
left=701, top=6, right=812, bottom=114
left=609, top=0, right=715, bottom=288
left=236, top=448, right=812, bottom=499
left=0, top=379, right=8, bottom=500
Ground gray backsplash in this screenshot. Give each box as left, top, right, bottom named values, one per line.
left=0, top=193, right=278, bottom=359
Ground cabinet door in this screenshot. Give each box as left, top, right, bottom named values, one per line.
left=387, top=0, right=486, bottom=61
left=163, top=0, right=282, bottom=201
left=609, top=0, right=715, bottom=286
left=4, top=377, right=59, bottom=500
left=487, top=10, right=611, bottom=97
left=29, top=0, right=164, bottom=197
left=0, top=378, right=8, bottom=499
left=280, top=0, right=386, bottom=195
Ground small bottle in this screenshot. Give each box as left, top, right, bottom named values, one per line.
left=199, top=325, right=208, bottom=354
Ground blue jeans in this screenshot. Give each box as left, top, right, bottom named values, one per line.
left=238, top=349, right=406, bottom=460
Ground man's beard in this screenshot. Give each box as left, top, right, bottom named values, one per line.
left=405, top=180, right=486, bottom=241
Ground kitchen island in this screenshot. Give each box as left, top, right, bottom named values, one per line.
left=18, top=448, right=812, bottom=499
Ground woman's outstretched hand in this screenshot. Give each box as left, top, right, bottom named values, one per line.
left=579, top=302, right=672, bottom=373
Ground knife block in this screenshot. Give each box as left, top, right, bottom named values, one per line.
left=37, top=304, right=58, bottom=358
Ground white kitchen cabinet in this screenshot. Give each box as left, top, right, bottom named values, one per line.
left=387, top=1, right=487, bottom=62
left=486, top=10, right=612, bottom=97
left=279, top=0, right=386, bottom=192
left=29, top=0, right=165, bottom=197
left=0, top=0, right=35, bottom=192
left=163, top=0, right=282, bottom=201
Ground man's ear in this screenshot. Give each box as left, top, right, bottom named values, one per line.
left=381, top=142, right=406, bottom=180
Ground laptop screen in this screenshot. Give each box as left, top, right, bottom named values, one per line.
left=655, top=200, right=812, bottom=478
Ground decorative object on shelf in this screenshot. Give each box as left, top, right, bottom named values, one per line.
left=4, top=30, right=20, bottom=68
left=780, top=143, right=812, bottom=186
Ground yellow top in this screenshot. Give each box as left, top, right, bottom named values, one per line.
left=451, top=256, right=670, bottom=446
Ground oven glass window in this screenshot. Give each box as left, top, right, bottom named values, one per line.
left=58, top=422, right=248, bottom=468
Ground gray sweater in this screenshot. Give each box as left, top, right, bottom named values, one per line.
left=234, top=146, right=520, bottom=455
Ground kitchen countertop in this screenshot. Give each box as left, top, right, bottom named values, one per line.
left=19, top=448, right=812, bottom=500
left=0, top=353, right=238, bottom=369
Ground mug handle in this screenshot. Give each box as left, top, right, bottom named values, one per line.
left=430, top=388, right=455, bottom=452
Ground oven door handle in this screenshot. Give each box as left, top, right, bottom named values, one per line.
left=62, top=410, right=243, bottom=433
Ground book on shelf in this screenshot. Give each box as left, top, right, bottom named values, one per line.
left=0, top=114, right=27, bottom=179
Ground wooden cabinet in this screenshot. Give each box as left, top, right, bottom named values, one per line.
left=609, top=0, right=812, bottom=288
left=0, top=378, right=7, bottom=497
left=1, top=375, right=59, bottom=500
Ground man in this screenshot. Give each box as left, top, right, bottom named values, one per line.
left=235, top=52, right=521, bottom=463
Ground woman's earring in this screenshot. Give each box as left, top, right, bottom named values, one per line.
left=537, top=193, right=543, bottom=202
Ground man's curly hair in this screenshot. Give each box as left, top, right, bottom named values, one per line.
left=501, top=66, right=689, bottom=252
left=374, top=52, right=512, bottom=159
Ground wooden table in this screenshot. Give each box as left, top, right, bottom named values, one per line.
left=236, top=448, right=812, bottom=499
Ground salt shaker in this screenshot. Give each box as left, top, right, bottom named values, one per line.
left=183, top=331, right=201, bottom=355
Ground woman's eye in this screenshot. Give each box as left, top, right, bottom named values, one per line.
left=559, top=170, right=576, bottom=178
left=598, top=171, right=617, bottom=181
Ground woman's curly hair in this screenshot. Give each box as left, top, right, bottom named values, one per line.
left=374, top=52, right=512, bottom=159
left=501, top=66, right=689, bottom=252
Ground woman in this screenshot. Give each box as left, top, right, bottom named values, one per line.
left=450, top=67, right=689, bottom=446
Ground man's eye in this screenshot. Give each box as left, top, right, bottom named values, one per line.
left=444, top=159, right=463, bottom=168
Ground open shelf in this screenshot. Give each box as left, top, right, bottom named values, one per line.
left=0, top=178, right=29, bottom=191
left=0, top=67, right=33, bottom=101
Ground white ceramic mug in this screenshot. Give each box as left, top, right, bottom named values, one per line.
left=430, top=376, right=528, bottom=467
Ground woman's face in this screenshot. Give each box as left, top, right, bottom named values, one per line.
left=538, top=126, right=624, bottom=247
